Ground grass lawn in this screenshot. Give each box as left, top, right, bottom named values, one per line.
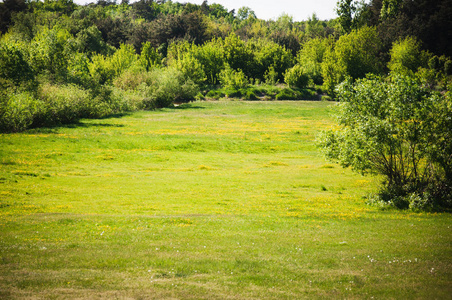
left=0, top=100, right=450, bottom=299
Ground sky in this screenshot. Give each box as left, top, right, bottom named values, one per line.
left=72, top=0, right=342, bottom=21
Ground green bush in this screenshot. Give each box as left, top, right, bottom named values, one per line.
left=318, top=75, right=452, bottom=211
left=205, top=90, right=225, bottom=100
left=297, top=38, right=329, bottom=85
left=284, top=65, right=309, bottom=88
left=141, top=68, right=199, bottom=108
left=243, top=90, right=259, bottom=100
left=223, top=88, right=242, bottom=98
left=275, top=88, right=301, bottom=100
left=113, top=65, right=153, bottom=91
left=140, top=42, right=162, bottom=71
left=36, top=83, right=91, bottom=125
left=218, top=65, right=249, bottom=90
left=0, top=91, right=40, bottom=132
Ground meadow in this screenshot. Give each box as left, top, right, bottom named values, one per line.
left=0, top=101, right=450, bottom=299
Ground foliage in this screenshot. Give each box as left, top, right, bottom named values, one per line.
left=109, top=43, right=138, bottom=77
left=388, top=36, right=428, bottom=76
left=222, top=33, right=254, bottom=78
left=36, top=83, right=91, bottom=125
left=321, top=26, right=382, bottom=96
left=28, top=25, right=73, bottom=81
left=284, top=65, right=309, bottom=89
left=318, top=75, right=452, bottom=210
left=218, top=65, right=249, bottom=90
left=194, top=38, right=225, bottom=84
left=1, top=0, right=451, bottom=133
left=139, top=41, right=161, bottom=71
left=0, top=41, right=34, bottom=85
left=264, top=66, right=279, bottom=85
left=251, top=38, right=294, bottom=82
left=367, top=0, right=452, bottom=58
left=141, top=68, right=199, bottom=108
left=74, top=25, right=113, bottom=56
left=0, top=90, right=40, bottom=132
left=335, top=0, right=369, bottom=34
left=167, top=41, right=206, bottom=84
left=297, top=37, right=330, bottom=85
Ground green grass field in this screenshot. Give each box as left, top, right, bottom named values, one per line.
left=0, top=101, right=450, bottom=299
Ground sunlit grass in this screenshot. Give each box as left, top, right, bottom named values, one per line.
left=0, top=101, right=450, bottom=299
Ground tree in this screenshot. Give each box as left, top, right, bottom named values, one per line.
left=321, top=26, right=383, bottom=96
left=0, top=0, right=28, bottom=34
left=388, top=36, right=428, bottom=76
left=297, top=37, right=330, bottom=85
left=139, top=42, right=161, bottom=71
left=132, top=0, right=157, bottom=21
left=237, top=7, right=256, bottom=21
left=318, top=75, right=452, bottom=210
left=367, top=0, right=452, bottom=58
left=336, top=0, right=357, bottom=33
left=29, top=26, right=73, bottom=81
left=0, top=41, right=34, bottom=86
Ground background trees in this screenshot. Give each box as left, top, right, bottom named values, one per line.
left=0, top=0, right=450, bottom=134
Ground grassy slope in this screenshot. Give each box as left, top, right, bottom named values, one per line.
left=0, top=101, right=450, bottom=299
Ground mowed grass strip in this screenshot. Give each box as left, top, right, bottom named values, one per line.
left=0, top=101, right=450, bottom=299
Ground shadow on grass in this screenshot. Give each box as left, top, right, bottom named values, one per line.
left=173, top=103, right=205, bottom=110
left=25, top=113, right=130, bottom=134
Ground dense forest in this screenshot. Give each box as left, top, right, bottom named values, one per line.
left=0, top=0, right=451, bottom=133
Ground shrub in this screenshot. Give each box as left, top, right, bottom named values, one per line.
left=88, top=54, right=115, bottom=85
left=0, top=91, right=40, bottom=132
left=243, top=90, right=259, bottom=100
left=140, top=42, right=162, bottom=71
left=113, top=65, right=153, bottom=91
left=297, top=37, right=329, bottom=85
left=36, top=83, right=91, bottom=125
left=318, top=75, right=452, bottom=211
left=284, top=65, right=309, bottom=88
left=205, top=90, right=225, bottom=100
left=275, top=88, right=300, bottom=100
left=28, top=26, right=73, bottom=81
left=264, top=66, right=279, bottom=85
left=171, top=53, right=206, bottom=84
left=218, top=65, right=249, bottom=89
left=141, top=68, right=199, bottom=108
left=321, top=27, right=382, bottom=96
left=109, top=44, right=139, bottom=77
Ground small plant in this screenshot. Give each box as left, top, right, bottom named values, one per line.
left=264, top=66, right=279, bottom=85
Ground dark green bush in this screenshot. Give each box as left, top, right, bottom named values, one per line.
left=0, top=42, right=35, bottom=85
left=242, top=90, right=259, bottom=100
left=275, top=88, right=300, bottom=100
